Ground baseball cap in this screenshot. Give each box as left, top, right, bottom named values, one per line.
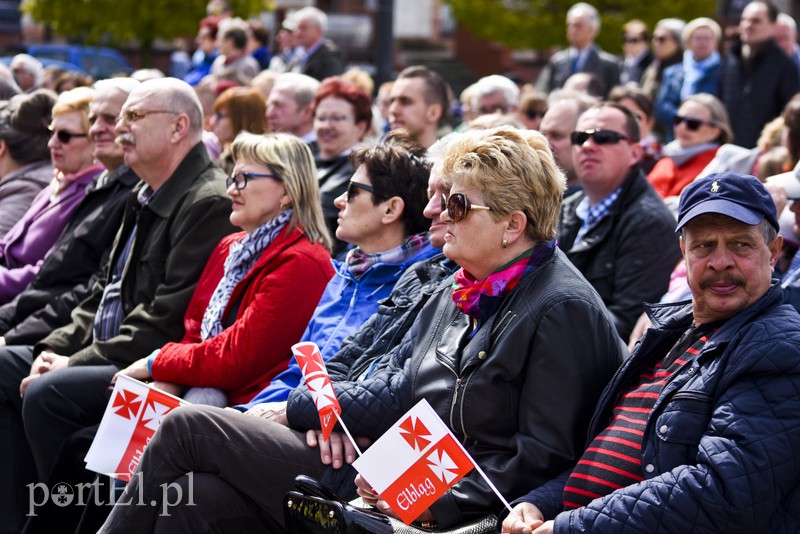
left=675, top=172, right=779, bottom=232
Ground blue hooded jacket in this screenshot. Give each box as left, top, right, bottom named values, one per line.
left=237, top=241, right=438, bottom=409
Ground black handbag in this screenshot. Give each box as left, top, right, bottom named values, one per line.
left=283, top=474, right=394, bottom=533
left=283, top=475, right=498, bottom=534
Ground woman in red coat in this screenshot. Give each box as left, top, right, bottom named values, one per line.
left=648, top=93, right=732, bottom=202
left=115, top=132, right=335, bottom=405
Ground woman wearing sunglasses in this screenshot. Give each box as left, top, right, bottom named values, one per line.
left=348, top=126, right=623, bottom=528
left=0, top=90, right=56, bottom=236
left=115, top=132, right=334, bottom=407
left=648, top=93, right=732, bottom=200
left=0, top=86, right=103, bottom=306
left=312, top=77, right=372, bottom=257
left=210, top=86, right=268, bottom=175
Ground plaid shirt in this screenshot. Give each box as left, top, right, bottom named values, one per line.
left=93, top=185, right=156, bottom=342
left=574, top=187, right=622, bottom=244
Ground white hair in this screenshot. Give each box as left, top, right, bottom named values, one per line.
left=10, top=54, right=42, bottom=83
left=273, top=72, right=321, bottom=108
left=294, top=6, right=328, bottom=33
left=93, top=77, right=140, bottom=96
left=778, top=13, right=797, bottom=34
left=472, top=75, right=520, bottom=111
left=567, top=3, right=601, bottom=32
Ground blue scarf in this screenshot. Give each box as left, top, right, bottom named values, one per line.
left=200, top=209, right=292, bottom=339
left=681, top=50, right=720, bottom=101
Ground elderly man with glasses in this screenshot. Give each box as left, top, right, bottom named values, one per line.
left=0, top=77, right=236, bottom=531
left=558, top=102, right=681, bottom=340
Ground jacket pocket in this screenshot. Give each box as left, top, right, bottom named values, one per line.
left=652, top=390, right=713, bottom=467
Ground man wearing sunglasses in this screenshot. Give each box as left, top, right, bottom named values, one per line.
left=558, top=102, right=681, bottom=340
left=0, top=78, right=237, bottom=529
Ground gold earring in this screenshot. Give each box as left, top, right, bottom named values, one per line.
left=501, top=237, right=508, bottom=248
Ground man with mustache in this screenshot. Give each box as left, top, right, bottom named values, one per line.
left=0, top=78, right=235, bottom=531
left=503, top=172, right=800, bottom=533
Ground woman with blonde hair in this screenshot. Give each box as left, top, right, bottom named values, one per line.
left=0, top=86, right=103, bottom=305
left=117, top=132, right=334, bottom=406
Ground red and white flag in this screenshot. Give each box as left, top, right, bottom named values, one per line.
left=293, top=341, right=341, bottom=441
left=84, top=375, right=187, bottom=481
left=352, top=399, right=474, bottom=524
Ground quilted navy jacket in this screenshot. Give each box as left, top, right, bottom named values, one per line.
left=514, top=282, right=800, bottom=533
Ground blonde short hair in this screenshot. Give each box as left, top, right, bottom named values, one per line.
left=231, top=132, right=332, bottom=251
left=52, top=86, right=95, bottom=131
left=439, top=126, right=565, bottom=242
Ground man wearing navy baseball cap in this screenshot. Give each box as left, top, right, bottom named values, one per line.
left=502, top=171, right=800, bottom=533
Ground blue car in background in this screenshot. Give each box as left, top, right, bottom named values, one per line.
left=25, top=44, right=132, bottom=79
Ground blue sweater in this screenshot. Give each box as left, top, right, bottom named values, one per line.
left=236, top=242, right=438, bottom=409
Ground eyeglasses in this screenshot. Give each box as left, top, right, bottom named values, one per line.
left=346, top=180, right=379, bottom=202
left=652, top=35, right=671, bottom=44
left=314, top=114, right=353, bottom=124
left=570, top=129, right=629, bottom=146
left=525, top=110, right=546, bottom=120
left=446, top=193, right=491, bottom=222
left=48, top=128, right=88, bottom=144
left=214, top=111, right=228, bottom=121
left=117, top=109, right=177, bottom=125
left=226, top=171, right=281, bottom=190
left=673, top=115, right=716, bottom=131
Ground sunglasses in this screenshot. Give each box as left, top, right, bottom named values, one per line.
left=525, top=110, right=546, bottom=120
left=570, top=129, right=629, bottom=146
left=49, top=128, right=88, bottom=144
left=446, top=192, right=491, bottom=222
left=622, top=36, right=646, bottom=44
left=346, top=181, right=378, bottom=202
left=226, top=171, right=280, bottom=190
left=652, top=35, right=671, bottom=43
left=673, top=115, right=716, bottom=131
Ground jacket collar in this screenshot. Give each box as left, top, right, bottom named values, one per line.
left=141, top=142, right=215, bottom=218
left=645, top=281, right=786, bottom=347
left=333, top=241, right=439, bottom=284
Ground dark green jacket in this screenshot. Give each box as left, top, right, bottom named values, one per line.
left=36, top=142, right=235, bottom=367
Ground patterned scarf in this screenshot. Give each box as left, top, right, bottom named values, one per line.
left=452, top=239, right=557, bottom=320
left=344, top=232, right=429, bottom=279
left=200, top=209, right=292, bottom=340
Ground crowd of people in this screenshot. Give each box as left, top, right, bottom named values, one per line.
left=0, top=0, right=798, bottom=533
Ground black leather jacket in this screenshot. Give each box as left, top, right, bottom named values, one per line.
left=292, top=248, right=624, bottom=528
left=558, top=167, right=681, bottom=340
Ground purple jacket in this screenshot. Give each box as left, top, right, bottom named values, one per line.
left=0, top=162, right=104, bottom=305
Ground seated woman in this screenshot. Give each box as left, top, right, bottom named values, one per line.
left=0, top=90, right=55, bottom=236
left=97, top=127, right=624, bottom=533
left=116, top=132, right=335, bottom=406
left=211, top=86, right=268, bottom=175
left=0, top=86, right=104, bottom=305
left=234, top=131, right=437, bottom=409
left=648, top=93, right=731, bottom=201
left=120, top=131, right=436, bottom=407
left=313, top=77, right=372, bottom=257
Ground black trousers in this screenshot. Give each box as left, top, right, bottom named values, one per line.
left=97, top=405, right=340, bottom=533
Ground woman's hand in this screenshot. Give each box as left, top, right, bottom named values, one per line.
left=500, top=502, right=546, bottom=534
left=243, top=401, right=289, bottom=425
left=114, top=357, right=151, bottom=382
left=627, top=312, right=653, bottom=352
left=353, top=474, right=435, bottom=523
left=305, top=430, right=370, bottom=468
